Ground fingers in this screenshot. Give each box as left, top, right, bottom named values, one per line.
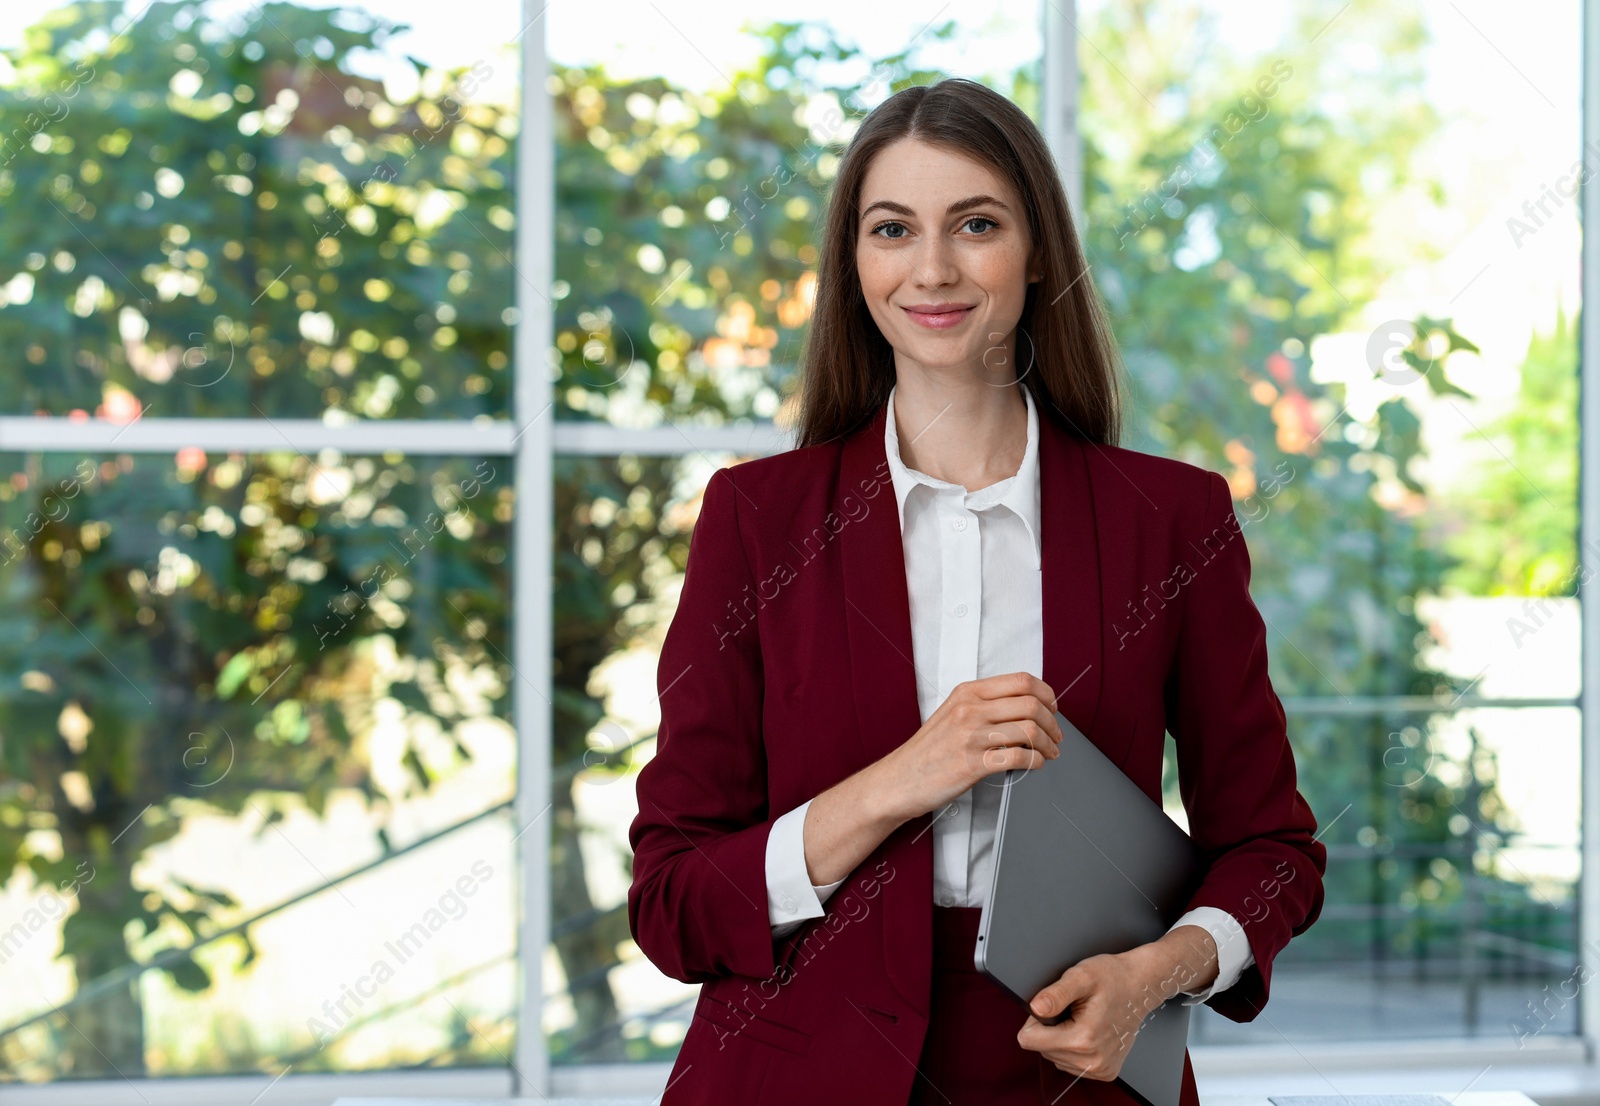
left=1048, top=1050, right=1114, bottom=1081
left=942, top=674, right=1066, bottom=786
left=1024, top=718, right=1059, bottom=762
left=981, top=744, right=1044, bottom=776
left=974, top=720, right=1055, bottom=774
left=1017, top=961, right=1142, bottom=1081
left=973, top=671, right=1060, bottom=714
left=1030, top=673, right=1061, bottom=715
left=968, top=673, right=1064, bottom=742
left=1017, top=1015, right=1122, bottom=1081
left=999, top=709, right=1061, bottom=763
left=1030, top=966, right=1090, bottom=1019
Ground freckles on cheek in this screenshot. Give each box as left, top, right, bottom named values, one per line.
left=855, top=252, right=893, bottom=300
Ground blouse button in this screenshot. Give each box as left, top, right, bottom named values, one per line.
left=940, top=893, right=957, bottom=907
left=953, top=604, right=968, bottom=617
left=952, top=517, right=968, bottom=531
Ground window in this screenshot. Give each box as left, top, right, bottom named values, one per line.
left=1077, top=0, right=1584, bottom=1046
left=0, top=0, right=1592, bottom=1098
left=0, top=0, right=523, bottom=1091
left=543, top=0, right=1045, bottom=1069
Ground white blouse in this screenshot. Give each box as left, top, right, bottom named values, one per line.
left=762, top=380, right=1254, bottom=1005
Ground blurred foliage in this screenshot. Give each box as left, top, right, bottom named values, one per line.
left=1441, top=302, right=1579, bottom=597
left=0, top=0, right=512, bottom=418
left=0, top=0, right=515, bottom=1081
left=1077, top=0, right=1570, bottom=1002
left=0, top=447, right=513, bottom=1079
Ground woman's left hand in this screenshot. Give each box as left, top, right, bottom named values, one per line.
left=1016, top=930, right=1214, bottom=1081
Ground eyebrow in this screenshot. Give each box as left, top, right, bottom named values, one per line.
left=859, top=194, right=1012, bottom=219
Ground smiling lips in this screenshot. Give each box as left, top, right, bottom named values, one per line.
left=901, top=303, right=976, bottom=329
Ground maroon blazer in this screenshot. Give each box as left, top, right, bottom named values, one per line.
left=627, top=395, right=1327, bottom=1105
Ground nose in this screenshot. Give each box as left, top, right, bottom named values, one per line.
left=911, top=233, right=960, bottom=292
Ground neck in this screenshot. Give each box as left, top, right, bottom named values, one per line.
left=892, top=371, right=1027, bottom=493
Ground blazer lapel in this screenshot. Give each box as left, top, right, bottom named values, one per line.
left=838, top=400, right=923, bottom=772
left=833, top=394, right=1106, bottom=1017
left=1037, top=407, right=1105, bottom=738
left=838, top=401, right=931, bottom=1015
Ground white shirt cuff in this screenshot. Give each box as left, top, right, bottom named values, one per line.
left=1166, top=906, right=1254, bottom=1004
left=765, top=799, right=847, bottom=938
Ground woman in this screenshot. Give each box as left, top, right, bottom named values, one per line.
left=627, top=77, right=1325, bottom=1105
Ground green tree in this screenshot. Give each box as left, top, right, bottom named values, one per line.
left=0, top=1, right=515, bottom=1078
left=1441, top=302, right=1579, bottom=597
left=1079, top=0, right=1542, bottom=987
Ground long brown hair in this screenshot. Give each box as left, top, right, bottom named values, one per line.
left=792, top=77, right=1127, bottom=449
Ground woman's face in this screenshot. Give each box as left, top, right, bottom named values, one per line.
left=854, top=137, right=1040, bottom=381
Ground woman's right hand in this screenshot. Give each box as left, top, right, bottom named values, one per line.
left=880, top=671, right=1064, bottom=821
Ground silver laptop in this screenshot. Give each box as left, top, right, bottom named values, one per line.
left=975, top=711, right=1205, bottom=1106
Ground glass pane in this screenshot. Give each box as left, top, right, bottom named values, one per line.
left=1083, top=0, right=1584, bottom=1042
left=0, top=1, right=519, bottom=420
left=1164, top=706, right=1581, bottom=1044
left=545, top=451, right=743, bottom=1064
left=548, top=2, right=1043, bottom=427
left=0, top=448, right=516, bottom=1079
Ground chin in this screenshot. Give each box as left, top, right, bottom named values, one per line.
left=900, top=345, right=977, bottom=370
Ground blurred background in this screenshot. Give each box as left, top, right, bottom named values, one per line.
left=0, top=0, right=1592, bottom=1102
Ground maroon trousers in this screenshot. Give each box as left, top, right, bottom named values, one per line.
left=908, top=906, right=1200, bottom=1106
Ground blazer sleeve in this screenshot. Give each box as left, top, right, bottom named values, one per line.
left=627, top=465, right=787, bottom=984
left=1163, top=469, right=1327, bottom=1022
